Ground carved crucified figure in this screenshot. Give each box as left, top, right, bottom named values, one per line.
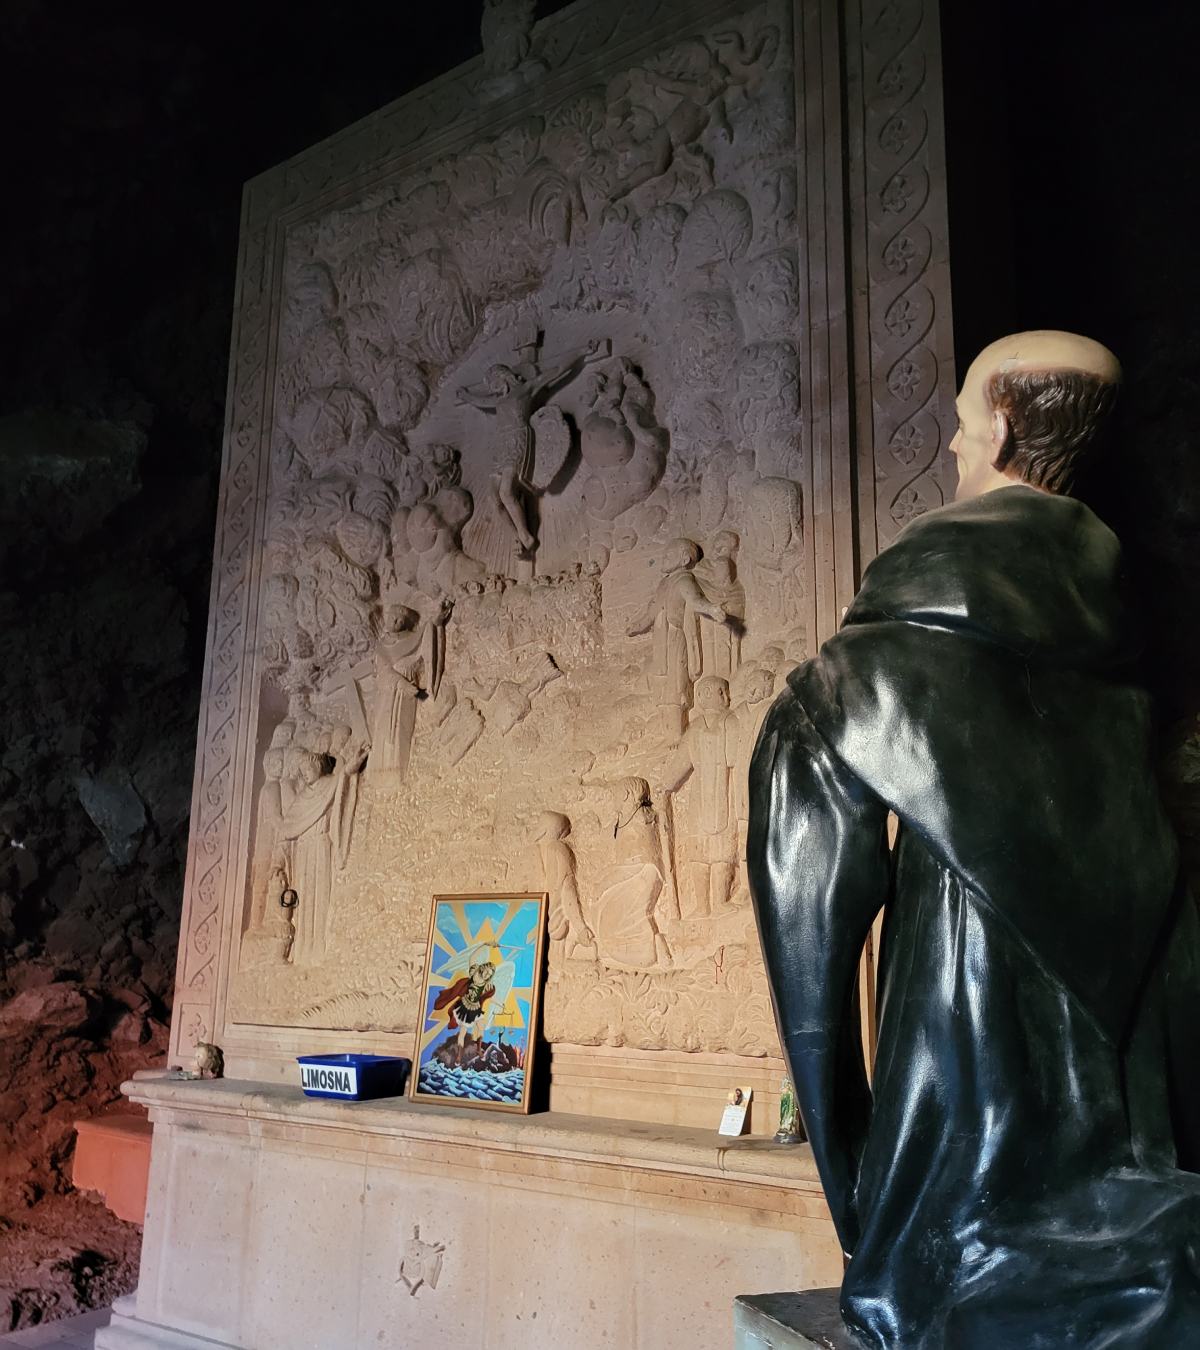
left=456, top=337, right=607, bottom=558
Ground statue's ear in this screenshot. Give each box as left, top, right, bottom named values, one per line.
left=990, top=407, right=1009, bottom=452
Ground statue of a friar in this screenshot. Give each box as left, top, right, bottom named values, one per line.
left=748, top=331, right=1200, bottom=1347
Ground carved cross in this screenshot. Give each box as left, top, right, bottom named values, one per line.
left=317, top=659, right=373, bottom=747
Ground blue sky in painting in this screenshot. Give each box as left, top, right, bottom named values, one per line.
left=432, top=898, right=540, bottom=986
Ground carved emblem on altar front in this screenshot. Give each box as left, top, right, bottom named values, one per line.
left=398, top=1224, right=447, bottom=1296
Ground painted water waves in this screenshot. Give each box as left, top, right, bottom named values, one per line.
left=411, top=893, right=547, bottom=1114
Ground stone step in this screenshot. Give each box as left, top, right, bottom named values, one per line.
left=734, top=1291, right=867, bottom=1349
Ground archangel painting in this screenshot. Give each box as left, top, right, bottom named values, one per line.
left=411, top=893, right=547, bottom=1113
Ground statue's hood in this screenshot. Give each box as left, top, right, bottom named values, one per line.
left=843, top=485, right=1133, bottom=670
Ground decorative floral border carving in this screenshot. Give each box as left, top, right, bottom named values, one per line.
left=847, top=0, right=956, bottom=547
left=169, top=204, right=276, bottom=1059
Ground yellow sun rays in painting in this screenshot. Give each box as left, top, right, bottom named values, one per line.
left=418, top=903, right=534, bottom=1057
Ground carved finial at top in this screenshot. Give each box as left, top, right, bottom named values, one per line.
left=479, top=0, right=546, bottom=101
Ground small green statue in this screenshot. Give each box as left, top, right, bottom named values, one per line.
left=774, top=1072, right=802, bottom=1144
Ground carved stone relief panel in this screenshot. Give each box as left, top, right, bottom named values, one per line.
left=172, top=0, right=956, bottom=1072
left=223, top=0, right=804, bottom=1059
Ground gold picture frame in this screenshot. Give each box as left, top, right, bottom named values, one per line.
left=410, top=892, right=548, bottom=1114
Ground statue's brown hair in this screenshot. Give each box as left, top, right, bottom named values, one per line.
left=986, top=368, right=1119, bottom=493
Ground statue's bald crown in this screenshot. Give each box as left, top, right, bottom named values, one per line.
left=972, top=331, right=1121, bottom=495
left=972, top=330, right=1121, bottom=386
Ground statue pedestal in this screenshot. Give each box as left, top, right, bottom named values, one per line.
left=734, top=1290, right=864, bottom=1349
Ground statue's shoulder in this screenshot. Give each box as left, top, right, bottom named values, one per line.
left=751, top=682, right=808, bottom=752
left=880, top=485, right=1111, bottom=562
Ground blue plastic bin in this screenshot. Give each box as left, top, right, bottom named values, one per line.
left=297, top=1053, right=410, bottom=1101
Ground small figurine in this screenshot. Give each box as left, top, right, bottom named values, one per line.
left=774, top=1073, right=801, bottom=1144
left=192, top=1042, right=224, bottom=1080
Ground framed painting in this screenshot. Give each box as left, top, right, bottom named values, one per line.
left=411, top=892, right=548, bottom=1113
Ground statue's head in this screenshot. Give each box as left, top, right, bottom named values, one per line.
left=583, top=369, right=608, bottom=406
left=951, top=331, right=1121, bottom=500
left=297, top=750, right=326, bottom=786
left=695, top=675, right=730, bottom=711
left=736, top=664, right=774, bottom=706
left=664, top=537, right=702, bottom=572
left=757, top=644, right=784, bottom=672
left=616, top=776, right=651, bottom=809
left=435, top=485, right=474, bottom=535
left=709, top=529, right=739, bottom=562
left=428, top=443, right=462, bottom=487
left=269, top=719, right=294, bottom=750
left=486, top=363, right=518, bottom=395
left=263, top=747, right=285, bottom=781
left=381, top=600, right=418, bottom=635
left=535, top=810, right=570, bottom=841
left=407, top=502, right=443, bottom=554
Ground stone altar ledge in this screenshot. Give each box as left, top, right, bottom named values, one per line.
left=122, top=1072, right=824, bottom=1186
left=734, top=1291, right=865, bottom=1349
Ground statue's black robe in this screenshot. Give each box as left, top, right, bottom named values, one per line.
left=748, top=485, right=1200, bottom=1348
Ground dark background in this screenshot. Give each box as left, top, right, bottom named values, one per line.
left=0, top=0, right=1196, bottom=1325
left=943, top=0, right=1200, bottom=717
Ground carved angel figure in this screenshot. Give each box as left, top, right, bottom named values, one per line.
left=604, top=41, right=729, bottom=210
